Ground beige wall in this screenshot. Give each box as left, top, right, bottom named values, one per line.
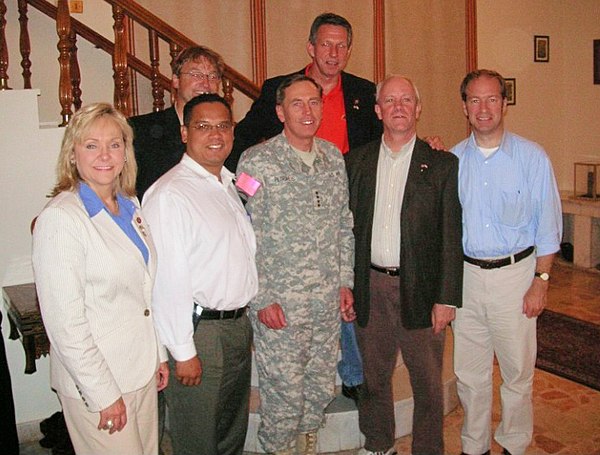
left=135, top=0, right=466, bottom=142
left=477, top=0, right=600, bottom=191
left=385, top=0, right=466, bottom=146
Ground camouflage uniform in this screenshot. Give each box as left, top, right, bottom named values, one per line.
left=237, top=133, right=354, bottom=453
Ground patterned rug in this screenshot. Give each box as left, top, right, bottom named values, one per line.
left=536, top=309, right=600, bottom=391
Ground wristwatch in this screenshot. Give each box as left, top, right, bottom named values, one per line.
left=535, top=271, right=550, bottom=281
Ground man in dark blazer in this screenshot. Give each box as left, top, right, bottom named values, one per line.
left=130, top=46, right=224, bottom=199
left=347, top=75, right=463, bottom=455
left=228, top=13, right=381, bottom=402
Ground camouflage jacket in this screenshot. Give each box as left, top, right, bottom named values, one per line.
left=238, top=133, right=354, bottom=310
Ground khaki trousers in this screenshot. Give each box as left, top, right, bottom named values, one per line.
left=60, top=376, right=159, bottom=455
left=453, top=254, right=536, bottom=455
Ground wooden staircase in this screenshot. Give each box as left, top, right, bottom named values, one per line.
left=0, top=0, right=260, bottom=125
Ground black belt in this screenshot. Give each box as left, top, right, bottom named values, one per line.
left=370, top=263, right=400, bottom=277
left=464, top=246, right=534, bottom=270
left=198, top=306, right=247, bottom=320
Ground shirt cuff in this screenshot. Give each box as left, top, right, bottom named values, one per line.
left=167, top=341, right=197, bottom=362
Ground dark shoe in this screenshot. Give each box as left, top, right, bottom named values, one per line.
left=460, top=451, right=490, bottom=455
left=341, top=383, right=361, bottom=402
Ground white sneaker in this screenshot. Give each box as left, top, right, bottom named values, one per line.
left=357, top=447, right=398, bottom=455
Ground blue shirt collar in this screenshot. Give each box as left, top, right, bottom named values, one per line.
left=78, top=182, right=135, bottom=218
left=468, top=131, right=514, bottom=158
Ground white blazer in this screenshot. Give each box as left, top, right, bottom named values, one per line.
left=32, top=190, right=166, bottom=413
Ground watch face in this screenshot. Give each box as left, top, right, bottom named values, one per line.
left=536, top=272, right=550, bottom=281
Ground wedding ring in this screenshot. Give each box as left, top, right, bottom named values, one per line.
left=106, top=419, right=114, bottom=430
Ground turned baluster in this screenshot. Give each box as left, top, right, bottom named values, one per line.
left=168, top=42, right=181, bottom=105
left=222, top=77, right=233, bottom=106
left=17, top=0, right=31, bottom=89
left=149, top=29, right=164, bottom=112
left=0, top=0, right=10, bottom=90
left=112, top=4, right=130, bottom=116
left=56, top=0, right=73, bottom=126
left=69, top=29, right=82, bottom=111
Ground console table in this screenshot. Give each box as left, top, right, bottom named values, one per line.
left=561, top=191, right=600, bottom=268
left=2, top=283, right=49, bottom=374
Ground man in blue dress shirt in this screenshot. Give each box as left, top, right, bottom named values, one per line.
left=451, top=69, right=562, bottom=455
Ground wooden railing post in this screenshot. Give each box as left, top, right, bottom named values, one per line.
left=223, top=77, right=233, bottom=106
left=0, top=0, right=10, bottom=90
left=56, top=0, right=73, bottom=125
left=69, top=29, right=82, bottom=111
left=148, top=29, right=164, bottom=112
left=112, top=3, right=131, bottom=116
left=18, top=0, right=31, bottom=89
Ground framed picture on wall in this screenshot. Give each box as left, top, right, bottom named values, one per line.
left=505, top=78, right=516, bottom=105
left=594, top=40, right=600, bottom=84
left=534, top=35, right=550, bottom=62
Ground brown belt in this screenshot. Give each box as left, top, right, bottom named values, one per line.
left=464, top=246, right=534, bottom=270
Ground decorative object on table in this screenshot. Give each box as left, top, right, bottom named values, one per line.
left=573, top=162, right=600, bottom=200
left=534, top=35, right=550, bottom=62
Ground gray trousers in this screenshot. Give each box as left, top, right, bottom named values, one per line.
left=356, top=270, right=445, bottom=454
left=165, top=315, right=253, bottom=455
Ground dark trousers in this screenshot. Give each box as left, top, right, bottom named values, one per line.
left=355, top=270, right=445, bottom=454
left=1, top=311, right=20, bottom=455
left=165, top=314, right=253, bottom=455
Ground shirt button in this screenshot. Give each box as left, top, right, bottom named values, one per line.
left=144, top=309, right=150, bottom=316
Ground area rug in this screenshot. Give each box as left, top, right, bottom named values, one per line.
left=536, top=310, right=600, bottom=391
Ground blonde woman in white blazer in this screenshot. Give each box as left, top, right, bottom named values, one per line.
left=32, top=103, right=169, bottom=455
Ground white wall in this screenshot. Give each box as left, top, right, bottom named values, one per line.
left=1, top=90, right=64, bottom=434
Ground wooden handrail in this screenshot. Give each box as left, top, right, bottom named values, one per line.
left=15, top=0, right=260, bottom=121
left=27, top=0, right=171, bottom=94
left=104, top=0, right=259, bottom=100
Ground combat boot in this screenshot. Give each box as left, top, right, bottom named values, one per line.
left=296, top=431, right=318, bottom=455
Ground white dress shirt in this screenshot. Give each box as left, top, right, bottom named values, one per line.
left=371, top=135, right=415, bottom=267
left=143, top=153, right=258, bottom=361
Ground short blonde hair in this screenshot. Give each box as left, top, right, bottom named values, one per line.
left=51, top=103, right=137, bottom=197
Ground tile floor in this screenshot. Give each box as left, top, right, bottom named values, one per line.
left=20, top=260, right=600, bottom=455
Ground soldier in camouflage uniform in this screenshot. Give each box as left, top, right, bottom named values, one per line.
left=237, top=74, right=355, bottom=455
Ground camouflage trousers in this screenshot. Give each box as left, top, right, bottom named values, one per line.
left=251, top=298, right=340, bottom=453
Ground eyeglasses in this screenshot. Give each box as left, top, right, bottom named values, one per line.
left=190, top=122, right=233, bottom=133
left=180, top=72, right=221, bottom=82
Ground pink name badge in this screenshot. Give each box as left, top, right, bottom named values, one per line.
left=236, top=172, right=261, bottom=197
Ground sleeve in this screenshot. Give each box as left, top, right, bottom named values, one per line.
left=438, top=156, right=464, bottom=307
left=227, top=78, right=283, bottom=172
left=32, top=206, right=122, bottom=412
left=532, top=152, right=563, bottom=256
left=337, top=156, right=355, bottom=289
left=237, top=151, right=275, bottom=310
left=142, top=189, right=197, bottom=361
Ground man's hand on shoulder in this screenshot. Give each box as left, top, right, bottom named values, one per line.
left=258, top=303, right=287, bottom=330
left=423, top=135, right=447, bottom=151
left=175, top=356, right=202, bottom=386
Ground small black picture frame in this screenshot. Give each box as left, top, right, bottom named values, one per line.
left=505, top=78, right=516, bottom=105
left=534, top=35, right=550, bottom=62
left=594, top=40, right=600, bottom=85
